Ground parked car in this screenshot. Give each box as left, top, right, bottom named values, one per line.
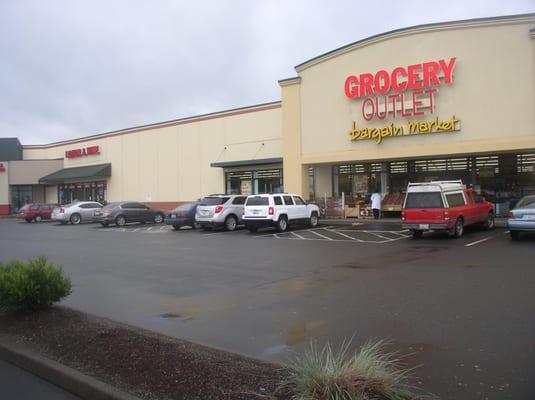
left=195, top=195, right=247, bottom=231
left=243, top=193, right=320, bottom=232
left=507, top=195, right=535, bottom=240
left=16, top=203, right=57, bottom=222
left=95, top=201, right=165, bottom=227
left=51, top=201, right=103, bottom=225
left=402, top=180, right=495, bottom=238
left=165, top=202, right=200, bottom=230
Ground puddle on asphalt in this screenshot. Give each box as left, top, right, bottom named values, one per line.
left=280, top=276, right=345, bottom=293
left=285, top=319, right=327, bottom=346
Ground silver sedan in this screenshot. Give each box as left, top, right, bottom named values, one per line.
left=51, top=201, right=103, bottom=225
left=507, top=195, right=535, bottom=240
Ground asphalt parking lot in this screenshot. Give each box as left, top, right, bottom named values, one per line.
left=0, top=218, right=534, bottom=399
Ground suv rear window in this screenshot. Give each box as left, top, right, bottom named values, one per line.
left=405, top=192, right=444, bottom=209
left=246, top=196, right=269, bottom=206
left=199, top=197, right=230, bottom=206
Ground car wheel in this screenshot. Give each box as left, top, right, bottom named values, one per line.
left=309, top=212, right=319, bottom=228
left=224, top=215, right=238, bottom=231
left=510, top=231, right=520, bottom=241
left=70, top=213, right=81, bottom=225
left=115, top=215, right=126, bottom=226
left=453, top=218, right=464, bottom=238
left=172, top=224, right=180, bottom=231
left=276, top=216, right=288, bottom=232
left=154, top=213, right=164, bottom=224
left=34, top=215, right=42, bottom=223
left=248, top=226, right=258, bottom=233
left=100, top=222, right=109, bottom=227
left=484, top=212, right=495, bottom=230
left=192, top=221, right=201, bottom=229
left=412, top=230, right=423, bottom=239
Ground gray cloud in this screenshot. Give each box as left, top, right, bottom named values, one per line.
left=1, top=0, right=533, bottom=144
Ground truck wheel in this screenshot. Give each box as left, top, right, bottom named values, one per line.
left=224, top=215, right=238, bottom=231
left=276, top=216, right=288, bottom=232
left=34, top=215, right=43, bottom=223
left=309, top=212, right=319, bottom=228
left=70, top=213, right=81, bottom=225
left=510, top=231, right=520, bottom=241
left=452, top=218, right=464, bottom=238
left=484, top=212, right=495, bottom=230
left=412, top=230, right=423, bottom=239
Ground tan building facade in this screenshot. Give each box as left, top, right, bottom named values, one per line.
left=1, top=14, right=534, bottom=215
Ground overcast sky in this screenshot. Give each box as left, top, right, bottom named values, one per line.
left=1, top=1, right=533, bottom=145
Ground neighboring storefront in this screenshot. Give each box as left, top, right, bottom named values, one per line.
left=1, top=14, right=534, bottom=216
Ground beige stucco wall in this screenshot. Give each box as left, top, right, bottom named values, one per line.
left=8, top=160, right=63, bottom=185
left=295, top=16, right=535, bottom=165
left=23, top=105, right=282, bottom=202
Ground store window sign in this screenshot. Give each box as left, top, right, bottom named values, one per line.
left=65, top=146, right=100, bottom=159
left=0, top=163, right=5, bottom=172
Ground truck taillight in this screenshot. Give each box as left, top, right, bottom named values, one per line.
left=268, top=207, right=274, bottom=215
left=401, top=210, right=404, bottom=221
left=214, top=205, right=223, bottom=214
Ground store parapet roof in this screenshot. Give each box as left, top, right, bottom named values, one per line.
left=210, top=157, right=283, bottom=168
left=39, top=163, right=111, bottom=184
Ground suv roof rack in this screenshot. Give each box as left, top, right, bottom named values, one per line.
left=407, top=180, right=465, bottom=191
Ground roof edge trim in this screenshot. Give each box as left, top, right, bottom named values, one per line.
left=210, top=157, right=283, bottom=168
left=278, top=77, right=301, bottom=87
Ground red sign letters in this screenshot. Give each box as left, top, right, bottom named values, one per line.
left=65, top=146, right=100, bottom=159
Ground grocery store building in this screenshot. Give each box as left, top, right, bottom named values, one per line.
left=1, top=13, right=534, bottom=215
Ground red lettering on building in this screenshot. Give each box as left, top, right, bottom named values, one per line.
left=65, top=146, right=100, bottom=159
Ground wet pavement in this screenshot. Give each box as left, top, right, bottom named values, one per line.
left=0, top=218, right=534, bottom=399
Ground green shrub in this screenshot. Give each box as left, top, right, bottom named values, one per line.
left=283, top=339, right=421, bottom=400
left=0, top=256, right=72, bottom=311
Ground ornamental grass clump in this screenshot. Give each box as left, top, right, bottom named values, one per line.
left=283, top=339, right=420, bottom=400
left=0, top=256, right=72, bottom=311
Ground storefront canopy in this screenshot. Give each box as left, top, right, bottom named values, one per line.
left=39, top=163, right=111, bottom=184
left=210, top=157, right=283, bottom=168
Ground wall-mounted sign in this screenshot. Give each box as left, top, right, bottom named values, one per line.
left=241, top=180, right=252, bottom=195
left=0, top=163, right=5, bottom=172
left=65, top=145, right=100, bottom=159
left=344, top=57, right=456, bottom=121
left=349, top=115, right=460, bottom=144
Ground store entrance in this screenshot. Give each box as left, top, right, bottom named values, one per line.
left=59, top=181, right=107, bottom=204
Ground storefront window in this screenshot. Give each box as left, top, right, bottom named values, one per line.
left=59, top=181, right=107, bottom=204
left=225, top=169, right=283, bottom=195
left=10, top=185, right=33, bottom=212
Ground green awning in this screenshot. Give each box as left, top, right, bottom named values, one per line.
left=210, top=157, right=283, bottom=168
left=39, top=163, right=111, bottom=184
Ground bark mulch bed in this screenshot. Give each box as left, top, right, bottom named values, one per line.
left=0, top=306, right=292, bottom=400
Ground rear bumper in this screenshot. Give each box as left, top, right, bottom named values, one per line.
left=51, top=214, right=68, bottom=221
left=402, top=223, right=451, bottom=231
left=165, top=217, right=194, bottom=226
left=507, top=220, right=535, bottom=232
left=243, top=218, right=276, bottom=228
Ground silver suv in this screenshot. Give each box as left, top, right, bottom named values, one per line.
left=51, top=201, right=103, bottom=225
left=195, top=195, right=247, bottom=231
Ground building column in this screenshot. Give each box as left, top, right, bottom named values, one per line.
left=314, top=164, right=333, bottom=198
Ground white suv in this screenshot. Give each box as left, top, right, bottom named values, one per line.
left=243, top=194, right=320, bottom=232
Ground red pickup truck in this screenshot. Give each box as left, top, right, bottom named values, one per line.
left=401, top=180, right=495, bottom=238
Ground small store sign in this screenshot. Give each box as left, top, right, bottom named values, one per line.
left=65, top=145, right=100, bottom=159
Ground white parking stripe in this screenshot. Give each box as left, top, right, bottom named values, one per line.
left=133, top=228, right=139, bottom=232
left=147, top=227, right=152, bottom=231
left=326, top=229, right=362, bottom=242
left=308, top=229, right=334, bottom=240
left=290, top=231, right=306, bottom=239
left=465, top=236, right=494, bottom=247
left=364, top=231, right=392, bottom=241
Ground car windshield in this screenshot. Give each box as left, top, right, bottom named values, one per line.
left=199, top=197, right=229, bottom=206
left=405, top=192, right=444, bottom=209
left=173, top=203, right=196, bottom=212
left=19, top=204, right=31, bottom=211
left=515, top=196, right=535, bottom=209
left=246, top=196, right=269, bottom=206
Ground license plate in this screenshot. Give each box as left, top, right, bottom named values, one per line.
left=523, top=215, right=535, bottom=220
left=201, top=210, right=209, bottom=216
left=171, top=214, right=177, bottom=218
left=419, top=224, right=429, bottom=229
left=252, top=210, right=260, bottom=215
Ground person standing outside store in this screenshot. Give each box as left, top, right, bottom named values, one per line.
left=371, top=191, right=382, bottom=219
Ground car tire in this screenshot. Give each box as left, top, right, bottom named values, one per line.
left=224, top=215, right=238, bottom=231
left=34, top=215, right=42, bottom=223
left=115, top=215, right=126, bottom=226
left=276, top=215, right=288, bottom=232
left=510, top=231, right=520, bottom=241
left=484, top=212, right=495, bottom=230
left=192, top=222, right=201, bottom=229
left=154, top=213, right=164, bottom=224
left=248, top=226, right=258, bottom=233
left=412, top=230, right=423, bottom=239
left=100, top=222, right=109, bottom=227
left=70, top=213, right=81, bottom=225
left=452, top=218, right=464, bottom=238
left=309, top=212, right=319, bottom=228
left=172, top=224, right=180, bottom=231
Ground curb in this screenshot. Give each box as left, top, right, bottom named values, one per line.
left=0, top=335, right=141, bottom=400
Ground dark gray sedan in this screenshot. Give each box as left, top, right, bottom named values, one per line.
left=507, top=195, right=535, bottom=240
left=95, top=202, right=166, bottom=227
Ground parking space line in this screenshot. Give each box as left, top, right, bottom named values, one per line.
left=290, top=231, right=306, bottom=239
left=325, top=229, right=362, bottom=242
left=465, top=236, right=494, bottom=247
left=308, top=229, right=333, bottom=240
left=364, top=231, right=393, bottom=241
left=133, top=228, right=139, bottom=232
